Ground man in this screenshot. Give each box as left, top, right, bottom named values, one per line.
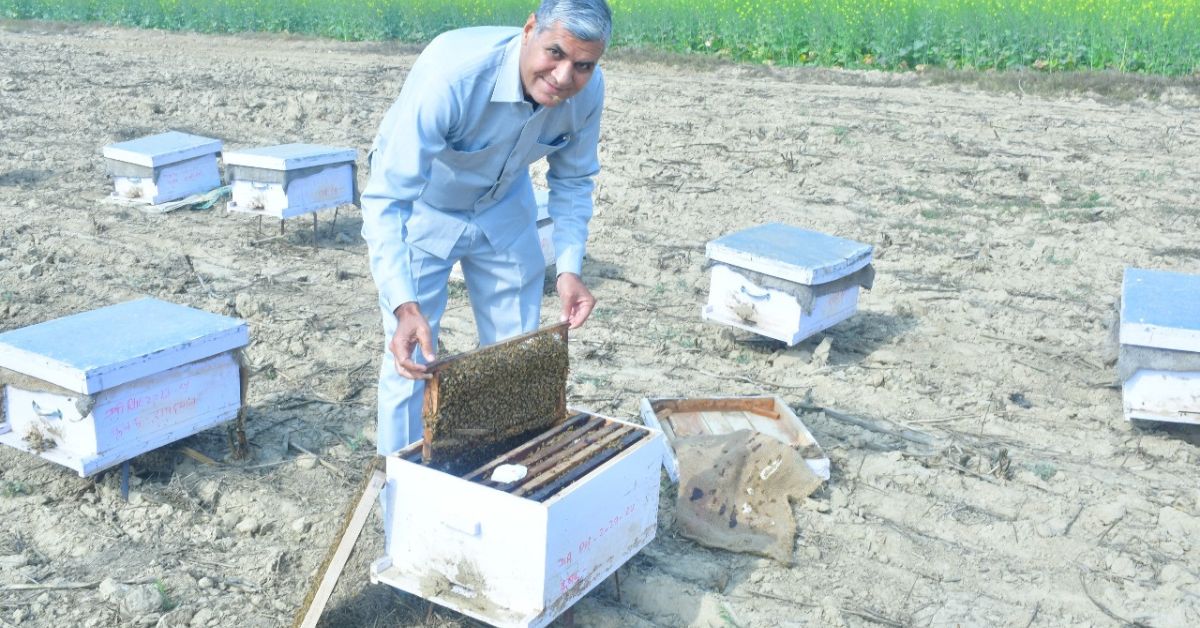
left=361, top=0, right=611, bottom=457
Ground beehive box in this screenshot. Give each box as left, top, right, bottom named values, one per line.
left=703, top=223, right=874, bottom=345
left=371, top=324, right=663, bottom=628
left=1119, top=267, right=1200, bottom=425
left=639, top=395, right=830, bottom=482
left=451, top=188, right=555, bottom=282
left=225, top=144, right=356, bottom=218
left=102, top=131, right=222, bottom=205
left=0, top=299, right=248, bottom=476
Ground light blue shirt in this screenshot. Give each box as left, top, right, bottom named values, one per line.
left=361, top=26, right=604, bottom=313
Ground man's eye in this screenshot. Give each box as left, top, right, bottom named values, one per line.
left=548, top=48, right=563, bottom=58
left=576, top=63, right=594, bottom=72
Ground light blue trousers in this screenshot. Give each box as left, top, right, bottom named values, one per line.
left=374, top=218, right=547, bottom=457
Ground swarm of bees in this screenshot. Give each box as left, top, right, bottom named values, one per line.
left=423, top=324, right=569, bottom=474
left=22, top=424, right=59, bottom=454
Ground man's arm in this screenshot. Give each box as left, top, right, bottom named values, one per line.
left=361, top=70, right=456, bottom=374
left=546, top=72, right=604, bottom=328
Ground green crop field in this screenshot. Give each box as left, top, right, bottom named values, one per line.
left=2, top=0, right=1197, bottom=75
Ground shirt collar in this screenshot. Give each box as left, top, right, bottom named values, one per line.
left=492, top=34, right=526, bottom=104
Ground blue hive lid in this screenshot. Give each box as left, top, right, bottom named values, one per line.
left=223, top=144, right=356, bottom=170
left=706, top=223, right=873, bottom=285
left=1121, top=267, right=1200, bottom=353
left=101, top=131, right=222, bottom=168
left=0, top=298, right=248, bottom=395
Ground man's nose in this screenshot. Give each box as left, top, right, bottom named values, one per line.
left=552, top=62, right=572, bottom=87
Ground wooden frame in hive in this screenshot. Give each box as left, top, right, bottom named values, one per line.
left=420, top=323, right=569, bottom=472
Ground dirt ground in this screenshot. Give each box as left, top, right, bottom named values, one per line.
left=2, top=21, right=1200, bottom=628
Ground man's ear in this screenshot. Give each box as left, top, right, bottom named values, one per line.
left=523, top=13, right=537, bottom=42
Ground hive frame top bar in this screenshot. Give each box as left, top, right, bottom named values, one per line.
left=424, top=321, right=569, bottom=373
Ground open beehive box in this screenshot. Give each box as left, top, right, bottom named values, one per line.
left=371, top=323, right=663, bottom=628
left=639, top=395, right=830, bottom=482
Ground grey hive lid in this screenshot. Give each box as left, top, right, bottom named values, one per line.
left=706, top=222, right=873, bottom=285
left=1121, top=267, right=1200, bottom=353
left=223, top=143, right=357, bottom=170
left=101, top=131, right=222, bottom=168
left=0, top=298, right=248, bottom=395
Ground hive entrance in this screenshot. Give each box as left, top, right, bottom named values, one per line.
left=421, top=323, right=570, bottom=474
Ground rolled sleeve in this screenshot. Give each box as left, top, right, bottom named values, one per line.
left=545, top=72, right=604, bottom=277
left=360, top=72, right=456, bottom=313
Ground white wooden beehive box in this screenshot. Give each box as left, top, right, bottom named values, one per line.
left=0, top=298, right=248, bottom=476
left=451, top=188, right=555, bottom=282
left=703, top=223, right=874, bottom=346
left=1119, top=267, right=1200, bottom=425
left=371, top=411, right=662, bottom=628
left=225, top=143, right=357, bottom=218
left=102, top=131, right=222, bottom=205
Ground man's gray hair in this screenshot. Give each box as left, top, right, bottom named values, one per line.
left=535, top=0, right=612, bottom=45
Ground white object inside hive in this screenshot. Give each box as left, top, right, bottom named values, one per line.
left=490, top=463, right=528, bottom=483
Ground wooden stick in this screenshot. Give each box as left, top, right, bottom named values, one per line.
left=797, top=403, right=935, bottom=447
left=293, top=460, right=386, bottom=628
left=0, top=581, right=99, bottom=591
left=288, top=441, right=345, bottom=478
left=179, top=446, right=219, bottom=466
left=651, top=396, right=777, bottom=417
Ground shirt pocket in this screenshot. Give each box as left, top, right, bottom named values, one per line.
left=436, top=142, right=508, bottom=188
left=528, top=132, right=571, bottom=162
left=425, top=142, right=510, bottom=209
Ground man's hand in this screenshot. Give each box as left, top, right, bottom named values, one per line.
left=390, top=302, right=435, bottom=379
left=556, top=272, right=596, bottom=329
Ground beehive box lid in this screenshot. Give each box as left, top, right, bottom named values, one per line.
left=101, top=131, right=222, bottom=168
left=0, top=298, right=248, bottom=395
left=223, top=143, right=356, bottom=170
left=1121, top=267, right=1200, bottom=353
left=707, top=223, right=873, bottom=285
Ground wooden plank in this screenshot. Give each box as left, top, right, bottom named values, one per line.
left=514, top=425, right=632, bottom=497
left=651, top=396, right=777, bottom=417
left=700, top=411, right=734, bottom=436
left=293, top=461, right=386, bottom=628
left=666, top=412, right=707, bottom=438
left=463, top=413, right=592, bottom=481
left=724, top=411, right=756, bottom=432
left=421, top=376, right=438, bottom=463
left=744, top=411, right=797, bottom=446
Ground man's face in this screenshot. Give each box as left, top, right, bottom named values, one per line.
left=518, top=15, right=605, bottom=108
